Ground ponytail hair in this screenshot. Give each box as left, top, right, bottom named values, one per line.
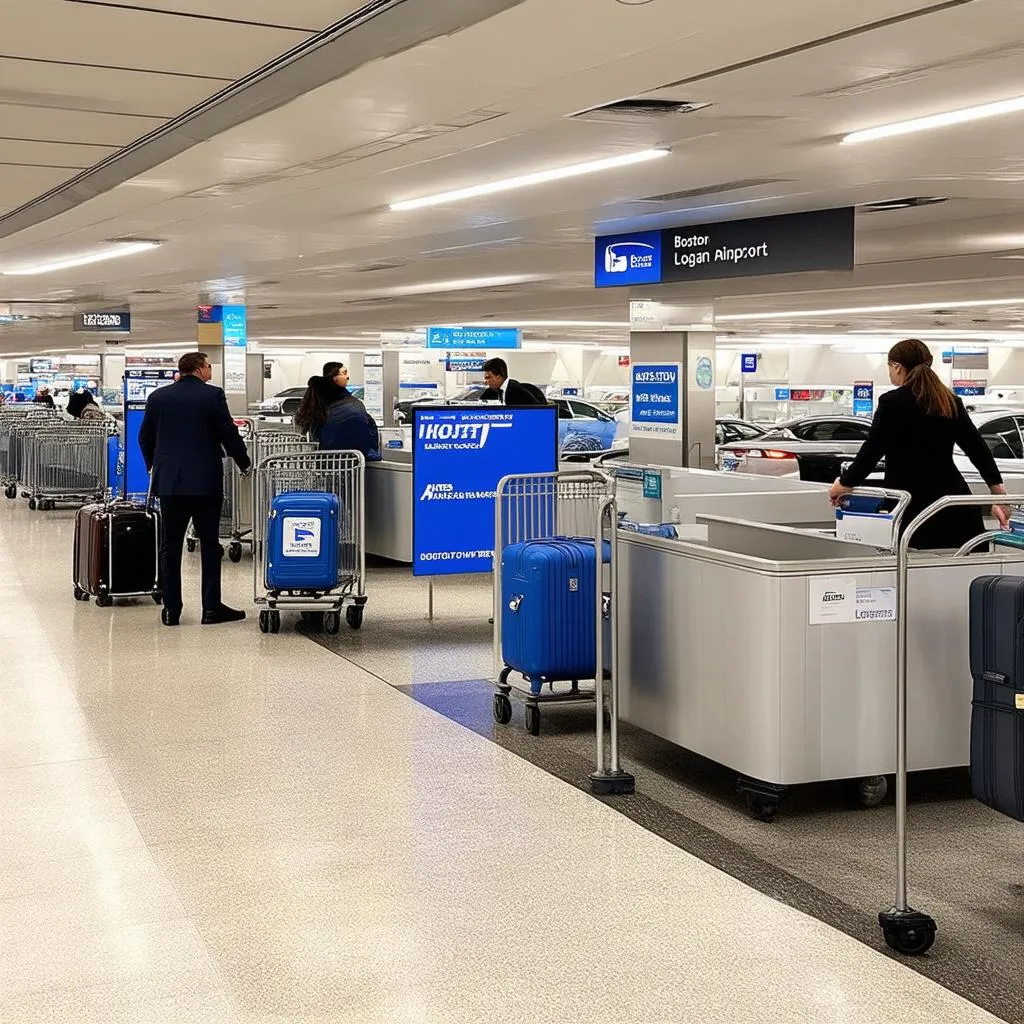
left=294, top=376, right=329, bottom=437
left=888, top=338, right=957, bottom=419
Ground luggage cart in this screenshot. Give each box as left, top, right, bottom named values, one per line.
left=2, top=410, right=55, bottom=499
left=24, top=425, right=111, bottom=510
left=253, top=450, right=368, bottom=635
left=878, top=491, right=1024, bottom=957
left=8, top=417, right=62, bottom=502
left=492, top=468, right=634, bottom=795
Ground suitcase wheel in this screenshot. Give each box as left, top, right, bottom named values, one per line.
left=96, top=593, right=113, bottom=608
left=492, top=694, right=513, bottom=726
left=4, top=485, right=15, bottom=500
left=524, top=705, right=541, bottom=737
left=27, top=498, right=36, bottom=511
left=72, top=586, right=88, bottom=602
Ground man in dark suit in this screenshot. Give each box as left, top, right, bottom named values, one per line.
left=139, top=351, right=251, bottom=627
left=481, top=357, right=545, bottom=405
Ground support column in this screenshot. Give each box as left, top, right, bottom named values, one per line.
left=197, top=304, right=248, bottom=415
left=628, top=299, right=716, bottom=470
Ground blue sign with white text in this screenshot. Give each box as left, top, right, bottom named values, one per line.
left=445, top=355, right=487, bottom=372
left=427, top=326, right=522, bottom=349
left=954, top=385, right=986, bottom=397
left=775, top=387, right=791, bottom=401
left=221, top=305, right=247, bottom=347
left=631, top=363, right=681, bottom=434
left=412, top=405, right=558, bottom=577
left=853, top=382, right=874, bottom=419
left=594, top=231, right=663, bottom=288
left=741, top=353, right=758, bottom=374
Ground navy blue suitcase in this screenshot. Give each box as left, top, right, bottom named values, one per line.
left=501, top=538, right=608, bottom=694
left=266, top=492, right=340, bottom=592
left=968, top=576, right=1024, bottom=821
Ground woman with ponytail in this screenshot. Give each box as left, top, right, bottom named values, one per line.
left=830, top=338, right=1010, bottom=549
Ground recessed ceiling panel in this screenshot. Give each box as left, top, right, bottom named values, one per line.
left=0, top=1, right=308, bottom=78
left=0, top=139, right=117, bottom=168
left=0, top=56, right=230, bottom=119
left=71, top=0, right=372, bottom=31
left=0, top=104, right=163, bottom=147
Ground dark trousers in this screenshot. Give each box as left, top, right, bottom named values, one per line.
left=159, top=494, right=223, bottom=615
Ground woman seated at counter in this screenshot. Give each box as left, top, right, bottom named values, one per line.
left=295, top=362, right=381, bottom=461
left=830, top=337, right=1009, bottom=548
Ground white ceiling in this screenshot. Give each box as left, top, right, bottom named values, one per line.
left=4, top=0, right=1024, bottom=356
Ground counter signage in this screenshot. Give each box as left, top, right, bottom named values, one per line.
left=445, top=355, right=487, bottom=372
left=412, top=405, right=558, bottom=577
left=123, top=369, right=176, bottom=499
left=595, top=207, right=855, bottom=287
left=631, top=362, right=683, bottom=441
left=852, top=382, right=874, bottom=418
left=426, top=326, right=522, bottom=350
left=73, top=311, right=131, bottom=333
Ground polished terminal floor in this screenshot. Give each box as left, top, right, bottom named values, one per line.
left=0, top=502, right=1015, bottom=1023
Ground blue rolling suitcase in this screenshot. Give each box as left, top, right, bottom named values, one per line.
left=968, top=576, right=1024, bottom=821
left=501, top=538, right=605, bottom=694
left=266, top=492, right=340, bottom=592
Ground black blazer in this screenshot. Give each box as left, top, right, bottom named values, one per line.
left=840, top=386, right=1002, bottom=549
left=480, top=379, right=544, bottom=405
left=138, top=375, right=250, bottom=497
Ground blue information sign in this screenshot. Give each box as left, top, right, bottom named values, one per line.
left=953, top=384, right=986, bottom=397
left=221, top=305, right=247, bottom=347
left=631, top=363, right=682, bottom=439
left=445, top=355, right=487, bottom=372
left=852, top=382, right=874, bottom=418
left=741, top=353, right=758, bottom=374
left=426, top=326, right=522, bottom=350
left=775, top=387, right=791, bottom=401
left=412, top=405, right=558, bottom=577
left=123, top=369, right=176, bottom=498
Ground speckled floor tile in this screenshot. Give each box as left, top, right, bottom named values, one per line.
left=0, top=500, right=1014, bottom=1023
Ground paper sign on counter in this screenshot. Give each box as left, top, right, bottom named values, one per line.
left=809, top=579, right=896, bottom=624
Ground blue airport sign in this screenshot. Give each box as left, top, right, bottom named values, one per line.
left=426, top=326, right=522, bottom=349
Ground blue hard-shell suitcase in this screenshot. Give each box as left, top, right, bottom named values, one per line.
left=968, top=576, right=1024, bottom=821
left=266, top=491, right=340, bottom=591
left=501, top=538, right=608, bottom=694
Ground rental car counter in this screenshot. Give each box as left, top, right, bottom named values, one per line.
left=608, top=465, right=1024, bottom=817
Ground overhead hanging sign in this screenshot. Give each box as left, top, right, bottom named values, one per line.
left=73, top=310, right=131, bottom=333
left=426, top=326, right=522, bottom=350
left=595, top=207, right=855, bottom=288
left=412, top=405, right=558, bottom=577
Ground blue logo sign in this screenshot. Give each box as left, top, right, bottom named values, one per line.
left=775, top=387, right=791, bottom=401
left=412, top=405, right=558, bottom=577
left=642, top=470, right=662, bottom=500
left=221, top=305, right=247, bottom=348
left=594, top=231, right=663, bottom=288
left=631, top=363, right=681, bottom=437
left=852, top=382, right=874, bottom=419
left=741, top=353, right=758, bottom=374
left=427, top=326, right=522, bottom=349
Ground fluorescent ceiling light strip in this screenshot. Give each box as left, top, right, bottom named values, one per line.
left=256, top=336, right=369, bottom=342
left=718, top=297, right=1024, bottom=322
left=842, top=95, right=1024, bottom=145
left=384, top=274, right=541, bottom=296
left=390, top=149, right=669, bottom=211
left=1, top=241, right=161, bottom=276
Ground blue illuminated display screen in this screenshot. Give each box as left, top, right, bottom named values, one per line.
left=412, top=405, right=558, bottom=577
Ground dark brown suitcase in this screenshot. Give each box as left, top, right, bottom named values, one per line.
left=73, top=501, right=161, bottom=607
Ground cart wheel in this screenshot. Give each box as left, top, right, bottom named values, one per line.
left=27, top=498, right=36, bottom=511
left=881, top=917, right=936, bottom=956
left=524, top=704, right=541, bottom=736
left=186, top=538, right=197, bottom=553
left=228, top=543, right=243, bottom=563
left=345, top=605, right=364, bottom=631
left=744, top=792, right=779, bottom=822
left=4, top=484, right=15, bottom=500
left=324, top=611, right=341, bottom=635
left=493, top=694, right=513, bottom=726
left=269, top=611, right=281, bottom=634
left=858, top=775, right=889, bottom=808
left=259, top=610, right=270, bottom=634
left=96, top=593, right=113, bottom=608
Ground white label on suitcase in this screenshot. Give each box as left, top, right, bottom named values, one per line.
left=283, top=517, right=321, bottom=558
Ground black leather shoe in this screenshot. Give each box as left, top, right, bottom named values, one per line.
left=201, top=605, right=246, bottom=625
left=161, top=608, right=181, bottom=627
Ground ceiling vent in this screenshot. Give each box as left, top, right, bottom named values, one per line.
left=570, top=98, right=710, bottom=126
left=861, top=196, right=948, bottom=212
left=631, top=177, right=792, bottom=204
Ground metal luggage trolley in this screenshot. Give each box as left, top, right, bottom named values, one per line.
left=23, top=424, right=112, bottom=511
left=253, top=450, right=368, bottom=635
left=877, top=492, right=1024, bottom=957
left=492, top=468, right=635, bottom=795
left=7, top=415, right=60, bottom=502
left=2, top=410, right=56, bottom=499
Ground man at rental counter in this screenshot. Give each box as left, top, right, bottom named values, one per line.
left=829, top=338, right=1010, bottom=548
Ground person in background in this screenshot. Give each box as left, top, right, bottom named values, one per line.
left=33, top=386, right=55, bottom=409
left=481, top=358, right=545, bottom=405
left=295, top=361, right=348, bottom=441
left=138, top=351, right=251, bottom=627
left=67, top=390, right=107, bottom=422
left=295, top=362, right=381, bottom=460
left=830, top=337, right=1010, bottom=549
